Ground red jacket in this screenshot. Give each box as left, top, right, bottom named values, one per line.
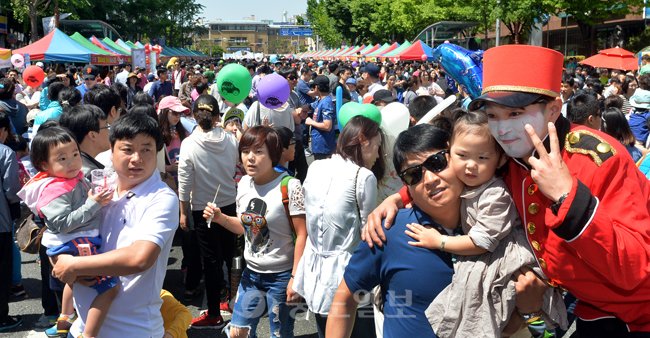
left=504, top=117, right=650, bottom=331
left=397, top=116, right=650, bottom=331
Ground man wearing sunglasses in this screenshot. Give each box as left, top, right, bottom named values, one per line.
left=279, top=67, right=309, bottom=182
left=327, top=124, right=464, bottom=338
left=364, top=45, right=650, bottom=337
left=76, top=65, right=99, bottom=103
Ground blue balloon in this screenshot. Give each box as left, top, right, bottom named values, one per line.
left=269, top=55, right=278, bottom=63
left=318, top=61, right=323, bottom=67
left=432, top=44, right=484, bottom=99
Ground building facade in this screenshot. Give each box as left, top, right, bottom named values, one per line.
left=197, top=18, right=314, bottom=55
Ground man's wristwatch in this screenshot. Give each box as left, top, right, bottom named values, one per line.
left=550, top=192, right=569, bottom=215
left=517, top=310, right=542, bottom=324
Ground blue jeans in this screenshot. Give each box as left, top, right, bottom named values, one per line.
left=228, top=268, right=295, bottom=338
left=12, top=223, right=21, bottom=286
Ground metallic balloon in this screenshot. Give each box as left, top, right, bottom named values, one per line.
left=432, top=43, right=484, bottom=99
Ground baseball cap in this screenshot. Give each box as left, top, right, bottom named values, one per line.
left=194, top=64, right=201, bottom=70
left=346, top=78, right=357, bottom=84
left=158, top=96, right=189, bottom=114
left=147, top=74, right=156, bottom=82
left=82, top=65, right=99, bottom=80
left=313, top=75, right=329, bottom=89
left=36, top=62, right=44, bottom=68
left=365, top=64, right=380, bottom=77
left=223, top=108, right=245, bottom=124
left=373, top=89, right=397, bottom=103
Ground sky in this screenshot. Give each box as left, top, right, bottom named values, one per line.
left=196, top=0, right=308, bottom=23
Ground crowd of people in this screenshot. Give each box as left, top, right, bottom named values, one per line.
left=0, top=43, right=649, bottom=338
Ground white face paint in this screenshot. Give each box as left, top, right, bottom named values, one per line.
left=488, top=111, right=547, bottom=158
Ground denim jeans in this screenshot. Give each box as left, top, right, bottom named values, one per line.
left=228, top=268, right=295, bottom=338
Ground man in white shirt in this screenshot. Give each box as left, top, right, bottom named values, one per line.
left=173, top=62, right=186, bottom=96
left=53, top=113, right=179, bottom=338
left=363, top=63, right=383, bottom=100
left=114, top=64, right=131, bottom=84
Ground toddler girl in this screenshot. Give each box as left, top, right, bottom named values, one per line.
left=405, top=112, right=567, bottom=337
left=18, top=127, right=117, bottom=338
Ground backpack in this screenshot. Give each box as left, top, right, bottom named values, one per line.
left=280, top=175, right=297, bottom=243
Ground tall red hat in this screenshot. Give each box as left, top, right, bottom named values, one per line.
left=469, top=45, right=564, bottom=111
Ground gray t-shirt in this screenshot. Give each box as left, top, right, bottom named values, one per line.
left=244, top=101, right=295, bottom=133
left=288, top=90, right=302, bottom=140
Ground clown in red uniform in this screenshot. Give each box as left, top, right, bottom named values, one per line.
left=466, top=46, right=650, bottom=336
left=366, top=45, right=650, bottom=337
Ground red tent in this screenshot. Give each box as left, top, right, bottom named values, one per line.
left=389, top=40, right=434, bottom=62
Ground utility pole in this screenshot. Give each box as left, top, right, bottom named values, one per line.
left=564, top=14, right=568, bottom=56
left=495, top=0, right=501, bottom=46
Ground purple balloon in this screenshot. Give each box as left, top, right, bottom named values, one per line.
left=257, top=73, right=290, bottom=109
left=351, top=61, right=358, bottom=68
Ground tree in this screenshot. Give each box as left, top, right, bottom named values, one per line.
left=550, top=0, right=644, bottom=56
left=296, top=15, right=304, bottom=25
left=11, top=0, right=88, bottom=41
left=306, top=0, right=342, bottom=47
left=495, top=0, right=553, bottom=44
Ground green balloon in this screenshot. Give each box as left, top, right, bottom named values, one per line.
left=338, top=102, right=382, bottom=128
left=216, top=64, right=252, bottom=104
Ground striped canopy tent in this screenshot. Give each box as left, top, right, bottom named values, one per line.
left=361, top=44, right=384, bottom=56
left=338, top=45, right=365, bottom=60
left=317, top=49, right=337, bottom=60
left=69, top=32, right=123, bottom=65
left=357, top=44, right=378, bottom=56
left=88, top=36, right=122, bottom=55
left=387, top=40, right=434, bottom=62
left=115, top=39, right=132, bottom=52
left=125, top=41, right=139, bottom=49
left=366, top=42, right=399, bottom=57
left=14, top=28, right=97, bottom=63
left=101, top=37, right=131, bottom=55
left=330, top=46, right=353, bottom=60
left=381, top=41, right=411, bottom=58
left=135, top=42, right=145, bottom=48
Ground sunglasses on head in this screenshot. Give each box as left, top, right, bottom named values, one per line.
left=398, top=150, right=448, bottom=186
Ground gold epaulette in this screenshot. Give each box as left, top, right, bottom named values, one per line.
left=565, top=130, right=616, bottom=166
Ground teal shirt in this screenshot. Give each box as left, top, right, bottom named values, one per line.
left=34, top=101, right=62, bottom=126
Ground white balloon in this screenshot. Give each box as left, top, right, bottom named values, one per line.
left=380, top=102, right=410, bottom=138
left=11, top=54, right=24, bottom=68
left=416, top=95, right=456, bottom=125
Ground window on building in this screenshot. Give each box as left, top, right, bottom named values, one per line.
left=235, top=25, right=241, bottom=30
left=228, top=25, right=234, bottom=30
left=258, top=38, right=263, bottom=43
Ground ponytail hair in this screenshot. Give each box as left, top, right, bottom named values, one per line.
left=58, top=87, right=82, bottom=113
left=193, top=94, right=220, bottom=131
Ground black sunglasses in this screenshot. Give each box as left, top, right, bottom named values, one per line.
left=288, top=76, right=298, bottom=80
left=398, top=150, right=448, bottom=186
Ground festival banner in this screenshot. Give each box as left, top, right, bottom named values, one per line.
left=91, top=54, right=120, bottom=65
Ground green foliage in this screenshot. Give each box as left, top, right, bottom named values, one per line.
left=9, top=0, right=204, bottom=47
left=296, top=16, right=304, bottom=25
left=628, top=26, right=650, bottom=54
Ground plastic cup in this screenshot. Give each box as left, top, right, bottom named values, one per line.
left=90, top=169, right=117, bottom=194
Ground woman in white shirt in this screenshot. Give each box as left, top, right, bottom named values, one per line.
left=294, top=115, right=386, bottom=338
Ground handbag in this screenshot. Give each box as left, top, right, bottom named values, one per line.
left=161, top=144, right=178, bottom=191
left=16, top=213, right=46, bottom=254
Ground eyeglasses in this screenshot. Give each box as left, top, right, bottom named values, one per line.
left=289, top=142, right=296, bottom=146
left=398, top=150, right=448, bottom=186
left=170, top=111, right=183, bottom=117
left=288, top=76, right=298, bottom=80
left=99, top=125, right=110, bottom=130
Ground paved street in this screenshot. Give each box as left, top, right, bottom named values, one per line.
left=1, top=234, right=319, bottom=338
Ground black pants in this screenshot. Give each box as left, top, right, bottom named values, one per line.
left=39, top=244, right=61, bottom=317
left=0, top=232, right=12, bottom=319
left=184, top=228, right=204, bottom=291
left=192, top=204, right=236, bottom=314
left=314, top=304, right=376, bottom=338
left=288, top=139, right=309, bottom=183
left=577, top=317, right=650, bottom=337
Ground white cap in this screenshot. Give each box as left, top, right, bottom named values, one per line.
left=36, top=62, right=44, bottom=68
